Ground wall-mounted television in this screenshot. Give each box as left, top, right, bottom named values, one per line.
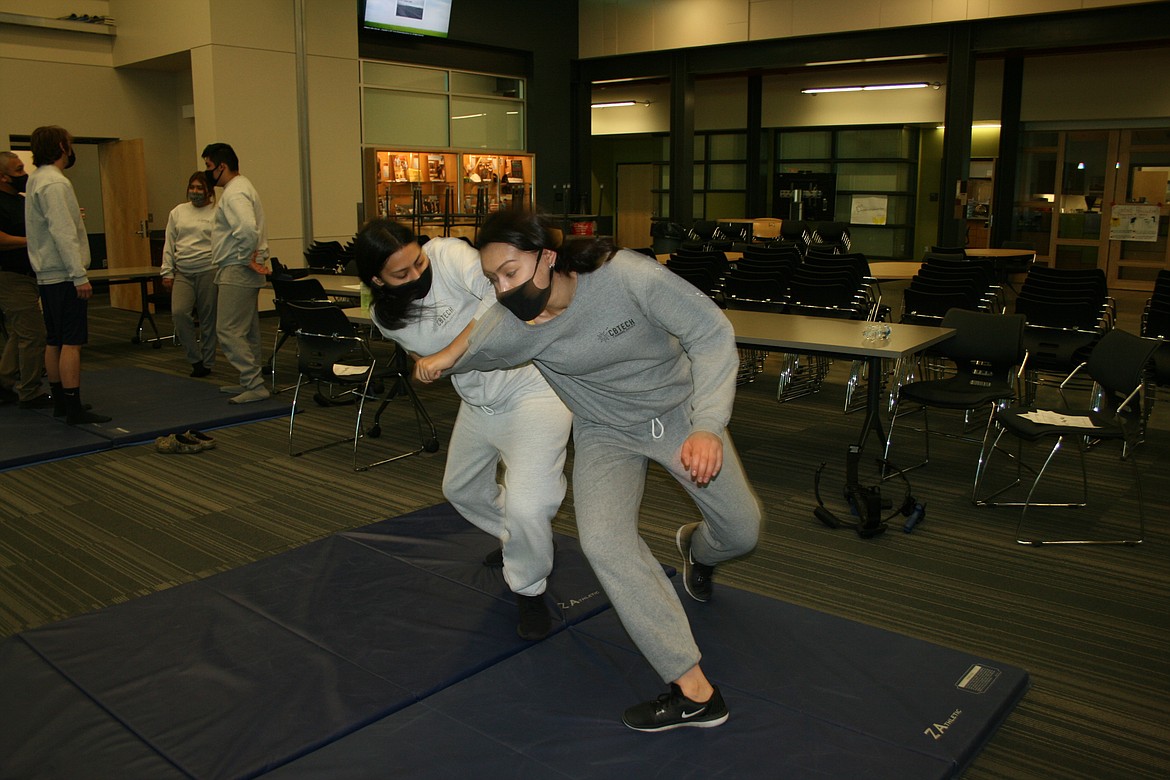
left=362, top=0, right=452, bottom=39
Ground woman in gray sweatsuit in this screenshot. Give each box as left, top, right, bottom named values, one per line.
left=354, top=219, right=572, bottom=642
left=416, top=209, right=762, bottom=733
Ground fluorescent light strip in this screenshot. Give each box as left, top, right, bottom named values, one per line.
left=805, top=54, right=934, bottom=67
left=591, top=100, right=637, bottom=108
left=450, top=113, right=487, bottom=120
left=801, top=82, right=930, bottom=94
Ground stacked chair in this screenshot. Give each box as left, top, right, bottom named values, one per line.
left=1140, top=268, right=1170, bottom=386
left=900, top=256, right=1001, bottom=326
left=303, top=239, right=355, bottom=275
left=665, top=247, right=729, bottom=304
left=808, top=221, right=852, bottom=254
left=269, top=276, right=360, bottom=393
left=779, top=220, right=813, bottom=255
left=1013, top=265, right=1114, bottom=403
left=722, top=246, right=799, bottom=312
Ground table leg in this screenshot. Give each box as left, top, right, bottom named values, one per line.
left=857, top=355, right=885, bottom=450
left=130, top=279, right=160, bottom=346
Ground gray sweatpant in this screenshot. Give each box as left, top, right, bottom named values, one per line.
left=214, top=264, right=264, bottom=391
left=171, top=269, right=217, bottom=368
left=571, top=400, right=762, bottom=683
left=442, top=387, right=572, bottom=596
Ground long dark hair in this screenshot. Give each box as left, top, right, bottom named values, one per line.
left=353, top=218, right=423, bottom=330
left=476, top=208, right=616, bottom=274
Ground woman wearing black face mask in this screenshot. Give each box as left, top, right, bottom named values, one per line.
left=160, top=172, right=218, bottom=377
left=415, top=208, right=762, bottom=734
left=353, top=218, right=572, bottom=642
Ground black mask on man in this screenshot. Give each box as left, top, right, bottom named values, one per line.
left=205, top=167, right=220, bottom=189
left=65, top=149, right=76, bottom=169
left=497, top=257, right=554, bottom=322
left=5, top=173, right=28, bottom=193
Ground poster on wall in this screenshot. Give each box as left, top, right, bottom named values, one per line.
left=850, top=195, right=888, bottom=226
left=1109, top=204, right=1160, bottom=242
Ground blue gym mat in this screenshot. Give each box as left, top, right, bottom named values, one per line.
left=0, top=367, right=290, bottom=470
left=0, top=504, right=1028, bottom=779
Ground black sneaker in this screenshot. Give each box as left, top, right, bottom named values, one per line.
left=18, top=393, right=54, bottom=409
left=516, top=594, right=551, bottom=641
left=622, top=683, right=729, bottom=732
left=676, top=522, right=715, bottom=603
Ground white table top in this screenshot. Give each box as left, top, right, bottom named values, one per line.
left=722, top=309, right=953, bottom=359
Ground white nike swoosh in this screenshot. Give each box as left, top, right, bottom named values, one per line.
left=681, top=707, right=706, bottom=719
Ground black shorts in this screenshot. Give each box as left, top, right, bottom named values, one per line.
left=39, top=281, right=89, bottom=346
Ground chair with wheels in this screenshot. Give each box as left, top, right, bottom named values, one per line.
left=286, top=301, right=439, bottom=471
left=973, top=328, right=1158, bottom=545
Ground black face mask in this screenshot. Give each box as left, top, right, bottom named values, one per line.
left=5, top=173, right=27, bottom=193
left=386, top=261, right=433, bottom=303
left=497, top=257, right=554, bottom=322
left=65, top=149, right=76, bottom=169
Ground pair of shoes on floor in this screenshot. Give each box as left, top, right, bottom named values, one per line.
left=183, top=430, right=216, bottom=450
left=675, top=522, right=716, bottom=603
left=155, top=433, right=204, bottom=454
left=189, top=362, right=212, bottom=378
left=228, top=386, right=271, bottom=404
left=622, top=683, right=729, bottom=732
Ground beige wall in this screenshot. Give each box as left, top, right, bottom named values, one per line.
left=0, top=0, right=363, bottom=264
left=579, top=0, right=1162, bottom=58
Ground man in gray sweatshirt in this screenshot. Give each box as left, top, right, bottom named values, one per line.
left=25, top=126, right=109, bottom=425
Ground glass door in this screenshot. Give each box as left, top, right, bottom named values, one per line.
left=1105, top=129, right=1170, bottom=290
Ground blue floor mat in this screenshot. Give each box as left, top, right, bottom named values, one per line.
left=0, top=504, right=1027, bottom=780
left=0, top=367, right=290, bottom=470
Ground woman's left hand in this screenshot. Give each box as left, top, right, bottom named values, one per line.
left=680, top=431, right=724, bottom=485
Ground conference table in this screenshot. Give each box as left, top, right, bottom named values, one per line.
left=88, top=265, right=164, bottom=345
left=722, top=309, right=953, bottom=451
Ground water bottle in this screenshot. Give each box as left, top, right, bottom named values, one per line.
left=360, top=282, right=372, bottom=316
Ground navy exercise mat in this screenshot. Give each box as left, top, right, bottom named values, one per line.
left=0, top=367, right=290, bottom=469
left=272, top=582, right=1028, bottom=780
left=0, top=504, right=610, bottom=780
left=0, top=404, right=109, bottom=469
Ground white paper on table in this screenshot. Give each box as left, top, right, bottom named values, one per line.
left=1020, top=410, right=1096, bottom=428
left=332, top=364, right=369, bottom=377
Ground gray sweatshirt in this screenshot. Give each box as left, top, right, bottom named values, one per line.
left=455, top=249, right=738, bottom=434
left=25, top=164, right=90, bottom=286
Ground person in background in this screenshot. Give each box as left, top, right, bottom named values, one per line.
left=161, top=171, right=218, bottom=378
left=354, top=218, right=572, bottom=641
left=24, top=126, right=110, bottom=425
left=202, top=142, right=269, bottom=404
left=0, top=151, right=50, bottom=409
left=415, top=208, right=762, bottom=733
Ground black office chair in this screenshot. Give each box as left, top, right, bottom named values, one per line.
left=270, top=276, right=346, bottom=393
left=974, top=328, right=1158, bottom=545
left=882, top=309, right=1026, bottom=497
left=286, top=301, right=439, bottom=471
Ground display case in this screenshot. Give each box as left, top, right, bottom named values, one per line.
left=364, top=149, right=534, bottom=237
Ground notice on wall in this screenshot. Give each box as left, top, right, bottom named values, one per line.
left=851, top=195, right=888, bottom=226
left=1109, top=204, right=1161, bottom=242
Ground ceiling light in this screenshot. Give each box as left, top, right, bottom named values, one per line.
left=590, top=100, right=651, bottom=109
left=802, top=82, right=937, bottom=94
left=450, top=113, right=487, bottom=120
left=805, top=54, right=935, bottom=67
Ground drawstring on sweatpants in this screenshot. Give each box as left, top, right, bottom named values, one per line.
left=651, top=417, right=664, bottom=440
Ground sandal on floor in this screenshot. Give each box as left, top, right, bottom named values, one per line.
left=155, top=433, right=203, bottom=454
left=184, top=430, right=217, bottom=450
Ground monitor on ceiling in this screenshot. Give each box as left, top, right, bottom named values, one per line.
left=362, top=0, right=452, bottom=39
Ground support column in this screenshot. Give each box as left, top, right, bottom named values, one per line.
left=746, top=73, right=764, bottom=218
left=991, top=56, right=1023, bottom=249
left=937, top=24, right=975, bottom=248
left=669, top=53, right=694, bottom=226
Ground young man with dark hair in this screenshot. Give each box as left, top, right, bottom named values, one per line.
left=24, top=126, right=109, bottom=424
left=202, top=142, right=270, bottom=403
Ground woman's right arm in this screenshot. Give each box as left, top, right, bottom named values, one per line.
left=413, top=320, right=473, bottom=383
